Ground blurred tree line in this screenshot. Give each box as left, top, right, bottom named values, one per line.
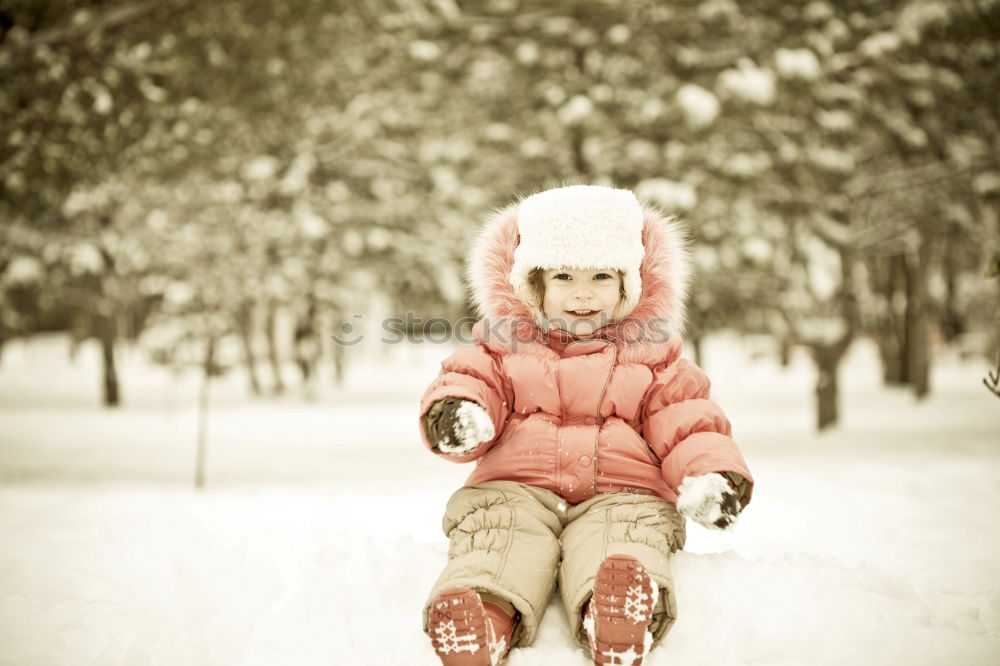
left=1, top=0, right=997, bottom=428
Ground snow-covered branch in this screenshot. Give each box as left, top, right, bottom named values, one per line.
left=0, top=0, right=189, bottom=55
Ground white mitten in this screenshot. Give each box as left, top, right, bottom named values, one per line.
left=677, top=473, right=741, bottom=530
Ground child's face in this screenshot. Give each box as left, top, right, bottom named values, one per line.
left=541, top=267, right=622, bottom=335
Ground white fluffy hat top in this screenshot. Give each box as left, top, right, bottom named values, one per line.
left=509, top=185, right=645, bottom=318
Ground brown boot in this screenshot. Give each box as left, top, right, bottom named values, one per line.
left=428, top=588, right=514, bottom=665
left=583, top=554, right=657, bottom=666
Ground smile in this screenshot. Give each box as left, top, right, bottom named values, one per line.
left=566, top=310, right=599, bottom=316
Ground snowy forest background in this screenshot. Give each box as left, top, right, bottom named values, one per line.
left=2, top=0, right=999, bottom=423
left=1, top=1, right=1000, bottom=665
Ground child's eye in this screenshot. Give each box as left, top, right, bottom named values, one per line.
left=594, top=273, right=613, bottom=280
left=553, top=273, right=571, bottom=280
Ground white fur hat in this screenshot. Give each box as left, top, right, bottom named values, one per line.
left=510, top=185, right=645, bottom=317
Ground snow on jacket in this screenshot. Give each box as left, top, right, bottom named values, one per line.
left=419, top=202, right=754, bottom=506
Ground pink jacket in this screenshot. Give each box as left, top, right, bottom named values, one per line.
left=419, top=204, right=753, bottom=506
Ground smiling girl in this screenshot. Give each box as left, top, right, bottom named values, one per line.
left=418, top=185, right=753, bottom=665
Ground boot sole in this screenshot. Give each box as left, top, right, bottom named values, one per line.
left=429, top=587, right=492, bottom=666
left=589, top=554, right=656, bottom=666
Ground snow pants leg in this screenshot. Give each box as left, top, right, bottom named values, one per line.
left=423, top=481, right=564, bottom=648
left=558, top=493, right=686, bottom=649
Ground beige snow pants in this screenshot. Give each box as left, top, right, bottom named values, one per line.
left=422, top=481, right=687, bottom=649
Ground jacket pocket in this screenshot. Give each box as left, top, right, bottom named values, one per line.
left=626, top=425, right=661, bottom=465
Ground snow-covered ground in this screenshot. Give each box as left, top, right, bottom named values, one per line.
left=0, top=333, right=998, bottom=665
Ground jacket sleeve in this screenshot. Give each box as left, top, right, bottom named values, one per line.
left=641, top=357, right=754, bottom=506
left=419, top=342, right=512, bottom=463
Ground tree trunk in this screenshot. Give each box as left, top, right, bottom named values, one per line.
left=806, top=241, right=860, bottom=431
left=939, top=230, right=965, bottom=342
left=331, top=341, right=346, bottom=385
left=690, top=334, right=704, bottom=369
left=98, top=314, right=120, bottom=407
left=264, top=300, right=285, bottom=395
left=327, top=308, right=349, bottom=385
left=294, top=296, right=320, bottom=399
left=882, top=254, right=909, bottom=385
left=195, top=335, right=215, bottom=490
left=235, top=299, right=262, bottom=396
left=779, top=336, right=791, bottom=368
left=812, top=342, right=847, bottom=431
left=907, top=242, right=931, bottom=400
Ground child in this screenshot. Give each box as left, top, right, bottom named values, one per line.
left=419, top=185, right=753, bottom=665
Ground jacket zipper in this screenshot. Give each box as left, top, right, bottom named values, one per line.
left=590, top=342, right=616, bottom=495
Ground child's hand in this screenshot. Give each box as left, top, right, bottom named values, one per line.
left=426, top=398, right=495, bottom=454
left=677, top=473, right=741, bottom=530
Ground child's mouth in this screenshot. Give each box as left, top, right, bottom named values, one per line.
left=566, top=310, right=599, bottom=317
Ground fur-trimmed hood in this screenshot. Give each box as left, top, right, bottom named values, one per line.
left=465, top=198, right=691, bottom=363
